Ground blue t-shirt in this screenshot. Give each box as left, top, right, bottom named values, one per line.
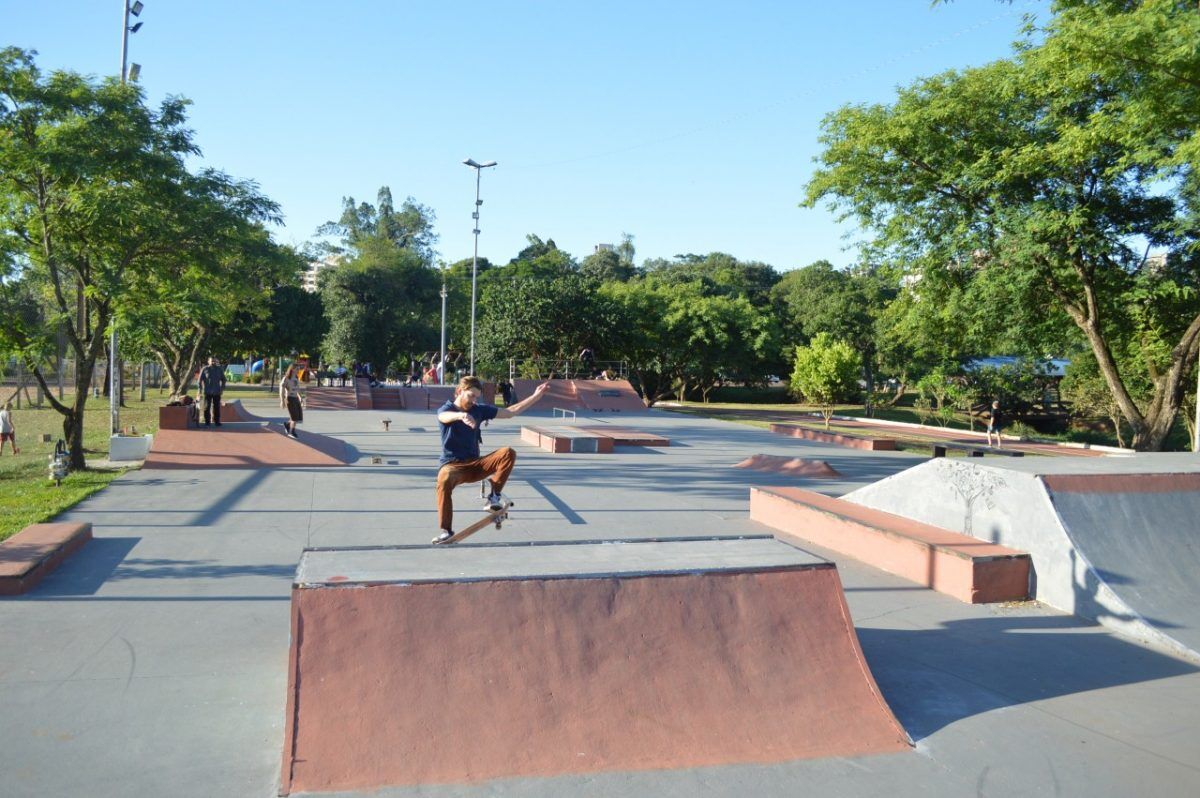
left=437, top=399, right=499, bottom=465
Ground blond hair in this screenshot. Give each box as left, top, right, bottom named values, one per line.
left=456, top=375, right=483, bottom=394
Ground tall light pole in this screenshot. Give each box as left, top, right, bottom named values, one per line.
left=439, top=262, right=448, bottom=386
left=463, top=158, right=496, bottom=375
left=112, top=0, right=145, bottom=435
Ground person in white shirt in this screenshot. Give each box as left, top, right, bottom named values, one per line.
left=0, top=401, right=18, bottom=455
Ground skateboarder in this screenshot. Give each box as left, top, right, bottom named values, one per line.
left=434, top=376, right=549, bottom=543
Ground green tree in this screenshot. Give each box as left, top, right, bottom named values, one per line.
left=503, top=234, right=577, bottom=281
left=789, top=333, right=862, bottom=429
left=804, top=2, right=1200, bottom=450
left=643, top=252, right=780, bottom=305
left=598, top=279, right=697, bottom=406
left=670, top=292, right=779, bottom=402
left=124, top=222, right=297, bottom=396
left=320, top=244, right=439, bottom=372
left=773, top=260, right=894, bottom=412
left=317, top=187, right=438, bottom=263
left=0, top=48, right=278, bottom=467
left=475, top=274, right=619, bottom=376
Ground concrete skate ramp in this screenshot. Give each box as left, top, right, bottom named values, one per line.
left=736, top=454, right=842, bottom=477
left=144, top=424, right=352, bottom=469
left=280, top=538, right=910, bottom=793
left=512, top=378, right=578, bottom=409
left=220, top=399, right=270, bottom=423
left=573, top=379, right=647, bottom=412
left=842, top=455, right=1200, bottom=661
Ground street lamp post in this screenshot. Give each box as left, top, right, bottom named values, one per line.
left=463, top=158, right=496, bottom=375
left=439, top=264, right=448, bottom=386
left=112, top=0, right=145, bottom=435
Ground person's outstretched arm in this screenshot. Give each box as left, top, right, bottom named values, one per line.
left=495, top=382, right=549, bottom=419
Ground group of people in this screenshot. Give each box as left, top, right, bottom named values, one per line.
left=191, top=355, right=306, bottom=438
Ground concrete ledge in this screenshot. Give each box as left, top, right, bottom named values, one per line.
left=521, top=425, right=615, bottom=453
left=751, top=487, right=1030, bottom=604
left=769, top=423, right=896, bottom=451
left=0, top=522, right=92, bottom=596
left=158, top=404, right=197, bottom=430
left=580, top=426, right=670, bottom=446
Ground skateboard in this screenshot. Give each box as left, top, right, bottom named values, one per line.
left=432, top=498, right=513, bottom=545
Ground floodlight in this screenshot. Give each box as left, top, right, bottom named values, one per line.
left=131, top=2, right=144, bottom=16
left=129, top=21, right=142, bottom=33
left=127, top=63, right=141, bottom=81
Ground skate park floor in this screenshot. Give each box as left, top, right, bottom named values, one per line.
left=1, top=400, right=1198, bottom=797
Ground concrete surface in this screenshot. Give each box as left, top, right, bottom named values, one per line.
left=283, top=540, right=908, bottom=792
left=844, top=457, right=1200, bottom=661
left=0, top=400, right=1197, bottom=797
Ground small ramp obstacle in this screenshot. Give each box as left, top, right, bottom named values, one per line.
left=279, top=538, right=909, bottom=793
left=144, top=425, right=352, bottom=469
left=841, top=455, right=1200, bottom=661
left=572, top=379, right=647, bottom=412
left=581, top=426, right=670, bottom=446
left=220, top=399, right=270, bottom=423
left=521, top=425, right=614, bottom=453
left=510, top=379, right=646, bottom=413
left=304, top=386, right=358, bottom=411
left=735, top=454, right=840, bottom=477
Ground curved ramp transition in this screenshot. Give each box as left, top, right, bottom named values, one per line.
left=843, top=456, right=1200, bottom=661
left=280, top=537, right=910, bottom=793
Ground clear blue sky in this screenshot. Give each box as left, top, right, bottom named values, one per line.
left=7, top=0, right=1049, bottom=272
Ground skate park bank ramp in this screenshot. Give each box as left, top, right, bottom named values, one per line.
left=144, top=424, right=353, bottom=469
left=280, top=537, right=910, bottom=793
left=511, top=378, right=647, bottom=413
left=842, top=455, right=1200, bottom=661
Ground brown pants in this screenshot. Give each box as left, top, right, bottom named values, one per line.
left=437, top=447, right=516, bottom=531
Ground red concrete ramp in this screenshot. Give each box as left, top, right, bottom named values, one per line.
left=280, top=538, right=910, bottom=793
left=512, top=378, right=579, bottom=409
left=573, top=379, right=646, bottom=412
left=144, top=425, right=352, bottom=469
left=305, top=386, right=358, bottom=410
left=736, top=454, right=842, bottom=477
left=221, top=399, right=271, bottom=423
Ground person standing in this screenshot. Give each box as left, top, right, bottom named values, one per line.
left=986, top=400, right=1005, bottom=448
left=279, top=364, right=305, bottom=438
left=0, top=401, right=18, bottom=455
left=198, top=357, right=227, bottom=427
left=433, top=376, right=549, bottom=543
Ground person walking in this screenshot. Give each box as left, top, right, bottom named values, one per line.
left=0, top=401, right=19, bottom=455
left=433, top=376, right=549, bottom=543
left=198, top=357, right=227, bottom=427
left=986, top=399, right=1005, bottom=448
left=280, top=364, right=305, bottom=438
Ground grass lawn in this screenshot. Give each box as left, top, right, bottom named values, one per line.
left=0, top=391, right=165, bottom=543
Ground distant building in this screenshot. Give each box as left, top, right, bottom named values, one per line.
left=1144, top=252, right=1169, bottom=274
left=594, top=243, right=614, bottom=253
left=302, top=255, right=344, bottom=292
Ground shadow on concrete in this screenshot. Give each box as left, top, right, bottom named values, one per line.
left=22, top=537, right=141, bottom=596
left=859, top=614, right=1199, bottom=742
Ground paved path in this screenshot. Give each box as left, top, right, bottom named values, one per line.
left=0, top=402, right=1197, bottom=797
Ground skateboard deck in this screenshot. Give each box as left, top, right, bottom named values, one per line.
left=433, top=499, right=513, bottom=545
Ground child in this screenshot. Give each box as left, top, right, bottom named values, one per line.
left=0, top=401, right=18, bottom=455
